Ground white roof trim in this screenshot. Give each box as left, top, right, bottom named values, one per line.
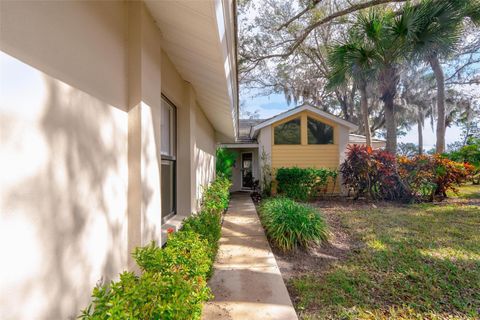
left=251, top=104, right=358, bottom=137
left=219, top=143, right=259, bottom=148
left=214, top=0, right=239, bottom=139
left=349, top=133, right=386, bottom=142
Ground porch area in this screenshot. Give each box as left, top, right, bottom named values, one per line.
left=222, top=143, right=261, bottom=192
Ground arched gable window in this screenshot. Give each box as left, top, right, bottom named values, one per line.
left=307, top=117, right=334, bottom=144
left=274, top=118, right=301, bottom=144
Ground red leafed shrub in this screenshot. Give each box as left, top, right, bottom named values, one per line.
left=341, top=146, right=472, bottom=202
left=340, top=145, right=377, bottom=199
left=398, top=154, right=473, bottom=200
left=340, top=145, right=411, bottom=201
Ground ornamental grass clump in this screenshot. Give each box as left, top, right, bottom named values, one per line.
left=259, top=197, right=328, bottom=252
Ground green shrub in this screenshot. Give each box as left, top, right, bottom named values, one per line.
left=202, top=176, right=231, bottom=213
left=216, top=148, right=238, bottom=179
left=275, top=167, right=338, bottom=201
left=259, top=197, right=328, bottom=252
left=445, top=137, right=480, bottom=185
left=260, top=147, right=273, bottom=196
left=80, top=177, right=231, bottom=320
left=81, top=238, right=212, bottom=320
left=182, top=210, right=222, bottom=274
left=133, top=231, right=212, bottom=278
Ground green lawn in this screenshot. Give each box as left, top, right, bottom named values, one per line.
left=448, top=183, right=480, bottom=200
left=291, top=185, right=480, bottom=319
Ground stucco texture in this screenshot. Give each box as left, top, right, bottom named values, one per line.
left=0, top=1, right=218, bottom=319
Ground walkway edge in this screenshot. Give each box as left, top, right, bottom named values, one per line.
left=202, top=193, right=298, bottom=320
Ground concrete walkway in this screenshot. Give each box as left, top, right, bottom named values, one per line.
left=202, top=193, right=298, bottom=320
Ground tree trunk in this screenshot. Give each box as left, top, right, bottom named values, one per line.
left=379, top=66, right=399, bottom=155
left=429, top=55, right=446, bottom=154
left=359, top=82, right=372, bottom=147
left=384, top=97, right=397, bottom=154
left=417, top=116, right=423, bottom=155
left=417, top=106, right=424, bottom=155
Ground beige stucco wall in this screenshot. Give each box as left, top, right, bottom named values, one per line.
left=0, top=1, right=218, bottom=319
left=194, top=105, right=217, bottom=208
left=160, top=52, right=216, bottom=216
left=0, top=0, right=129, bottom=110
left=0, top=2, right=130, bottom=319
left=258, top=126, right=272, bottom=190
left=0, top=53, right=129, bottom=320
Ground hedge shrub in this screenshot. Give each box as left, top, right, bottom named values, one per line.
left=259, top=197, right=328, bottom=252
left=398, top=154, right=473, bottom=200
left=445, top=137, right=480, bottom=185
left=79, top=177, right=231, bottom=320
left=202, top=176, right=231, bottom=214
left=340, top=144, right=411, bottom=201
left=340, top=144, right=472, bottom=202
left=275, top=167, right=338, bottom=201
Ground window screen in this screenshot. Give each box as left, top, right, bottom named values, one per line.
left=274, top=118, right=301, bottom=144
left=307, top=117, right=334, bottom=144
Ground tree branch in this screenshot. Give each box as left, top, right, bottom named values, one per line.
left=277, top=0, right=322, bottom=31
left=247, top=0, right=407, bottom=62
left=445, top=79, right=480, bottom=85
left=444, top=56, right=480, bottom=83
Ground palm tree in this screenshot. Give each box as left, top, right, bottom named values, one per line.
left=351, top=9, right=424, bottom=154
left=328, top=8, right=429, bottom=154
left=400, top=67, right=435, bottom=155
left=408, top=0, right=480, bottom=153
left=327, top=38, right=376, bottom=146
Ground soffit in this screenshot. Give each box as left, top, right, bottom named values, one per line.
left=145, top=0, right=238, bottom=139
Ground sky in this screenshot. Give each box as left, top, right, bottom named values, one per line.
left=240, top=91, right=463, bottom=151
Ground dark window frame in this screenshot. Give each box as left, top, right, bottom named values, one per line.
left=161, top=94, right=177, bottom=224
left=273, top=117, right=301, bottom=145
left=307, top=116, right=334, bottom=145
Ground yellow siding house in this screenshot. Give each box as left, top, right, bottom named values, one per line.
left=220, top=104, right=375, bottom=194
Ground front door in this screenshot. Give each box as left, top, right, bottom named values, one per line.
left=241, top=152, right=253, bottom=189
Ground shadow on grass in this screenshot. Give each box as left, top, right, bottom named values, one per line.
left=289, top=204, right=480, bottom=319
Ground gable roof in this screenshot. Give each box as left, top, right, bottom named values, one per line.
left=238, top=118, right=265, bottom=142
left=250, top=104, right=358, bottom=138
